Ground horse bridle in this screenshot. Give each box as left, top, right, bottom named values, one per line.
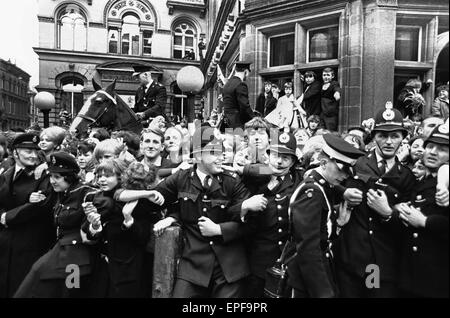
left=76, top=91, right=117, bottom=129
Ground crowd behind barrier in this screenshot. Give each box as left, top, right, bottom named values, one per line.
left=0, top=76, right=448, bottom=298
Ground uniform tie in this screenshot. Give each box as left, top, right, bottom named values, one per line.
left=203, top=175, right=212, bottom=192
left=268, top=176, right=283, bottom=191
left=378, top=159, right=387, bottom=175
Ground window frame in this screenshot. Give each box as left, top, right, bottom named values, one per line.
left=143, top=30, right=154, bottom=56
left=267, top=32, right=295, bottom=68
left=306, top=24, right=339, bottom=64
left=172, top=22, right=197, bottom=60
left=395, top=25, right=423, bottom=62
left=56, top=5, right=88, bottom=51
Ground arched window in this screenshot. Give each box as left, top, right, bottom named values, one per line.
left=173, top=22, right=197, bottom=59
left=58, top=4, right=87, bottom=51
left=107, top=13, right=154, bottom=56
left=122, top=14, right=140, bottom=55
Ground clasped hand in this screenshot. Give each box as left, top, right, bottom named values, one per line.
left=367, top=189, right=392, bottom=217
left=198, top=216, right=221, bottom=237
left=29, top=190, right=46, bottom=203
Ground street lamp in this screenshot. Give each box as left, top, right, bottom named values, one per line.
left=176, top=66, right=204, bottom=134
left=34, top=91, right=55, bottom=128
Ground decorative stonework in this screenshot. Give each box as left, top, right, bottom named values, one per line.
left=376, top=0, right=398, bottom=8
left=89, top=22, right=105, bottom=28
left=38, top=16, right=54, bottom=23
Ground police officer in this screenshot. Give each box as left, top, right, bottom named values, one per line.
left=14, top=152, right=102, bottom=298
left=397, top=123, right=449, bottom=297
left=152, top=125, right=264, bottom=298
left=222, top=61, right=255, bottom=130
left=132, top=65, right=167, bottom=122
left=0, top=133, right=54, bottom=297
left=287, top=134, right=364, bottom=298
left=334, top=102, right=416, bottom=297
left=240, top=130, right=303, bottom=297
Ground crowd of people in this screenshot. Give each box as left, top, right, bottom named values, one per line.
left=0, top=69, right=449, bottom=298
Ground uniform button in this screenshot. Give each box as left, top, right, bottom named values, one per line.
left=184, top=197, right=188, bottom=201
left=203, top=208, right=207, bottom=212
left=209, top=241, right=213, bottom=246
left=369, top=230, right=373, bottom=235
left=221, top=205, right=225, bottom=209
left=104, top=240, right=108, bottom=244
left=278, top=217, right=283, bottom=221
left=378, top=179, right=383, bottom=183
left=369, top=217, right=373, bottom=222
left=72, top=240, right=77, bottom=245
left=278, top=229, right=282, bottom=233
left=277, top=205, right=282, bottom=210
left=276, top=194, right=281, bottom=198
left=412, top=246, right=418, bottom=252
left=354, top=176, right=359, bottom=180
left=413, top=233, right=418, bottom=238
left=278, top=241, right=283, bottom=246
left=325, top=253, right=330, bottom=258
left=394, top=194, right=398, bottom=198
left=204, top=195, right=208, bottom=199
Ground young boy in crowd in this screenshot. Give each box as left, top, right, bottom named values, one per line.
left=320, top=68, right=341, bottom=131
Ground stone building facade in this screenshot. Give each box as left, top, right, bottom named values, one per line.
left=0, top=59, right=31, bottom=130
left=35, top=0, right=208, bottom=126
left=203, top=0, right=449, bottom=130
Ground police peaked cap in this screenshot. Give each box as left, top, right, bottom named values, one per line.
left=48, top=152, right=80, bottom=174
left=235, top=61, right=252, bottom=72
left=268, top=130, right=297, bottom=158
left=12, top=133, right=40, bottom=150
left=372, top=102, right=408, bottom=137
left=424, top=123, right=449, bottom=147
left=322, top=134, right=365, bottom=166
left=132, top=65, right=152, bottom=77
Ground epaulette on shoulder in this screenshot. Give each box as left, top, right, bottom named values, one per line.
left=222, top=170, right=238, bottom=179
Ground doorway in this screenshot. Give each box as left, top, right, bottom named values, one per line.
left=435, top=43, right=449, bottom=91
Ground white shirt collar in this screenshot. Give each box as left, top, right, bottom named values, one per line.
left=374, top=151, right=395, bottom=171
left=196, top=168, right=210, bottom=185
left=13, top=164, right=25, bottom=179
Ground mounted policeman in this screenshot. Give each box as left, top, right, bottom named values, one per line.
left=132, top=65, right=167, bottom=123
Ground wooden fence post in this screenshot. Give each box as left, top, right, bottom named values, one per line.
left=152, top=226, right=183, bottom=298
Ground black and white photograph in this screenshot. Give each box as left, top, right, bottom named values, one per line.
left=0, top=0, right=448, bottom=304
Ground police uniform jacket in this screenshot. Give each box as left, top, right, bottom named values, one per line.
left=333, top=151, right=416, bottom=282
left=156, top=166, right=251, bottom=287
left=242, top=170, right=302, bottom=279
left=399, top=175, right=449, bottom=297
left=222, top=76, right=255, bottom=129
left=287, top=170, right=338, bottom=297
left=0, top=166, right=55, bottom=297
left=134, top=81, right=167, bottom=120
left=31, top=183, right=101, bottom=281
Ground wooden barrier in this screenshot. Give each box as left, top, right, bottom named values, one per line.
left=152, top=226, right=183, bottom=298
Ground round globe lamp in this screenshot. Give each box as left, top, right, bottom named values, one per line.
left=34, top=91, right=55, bottom=128
left=177, top=66, right=204, bottom=132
